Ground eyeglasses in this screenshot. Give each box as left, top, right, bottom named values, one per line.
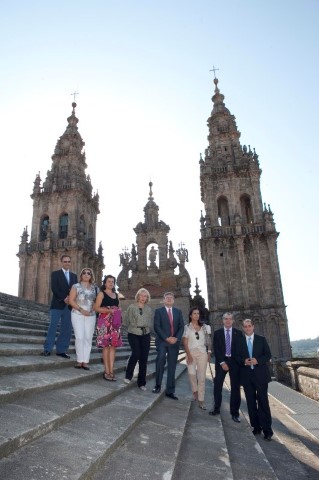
left=82, top=271, right=92, bottom=276
left=195, top=331, right=199, bottom=340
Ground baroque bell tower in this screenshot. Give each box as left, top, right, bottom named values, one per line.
left=199, top=78, right=291, bottom=359
left=17, top=102, right=104, bottom=304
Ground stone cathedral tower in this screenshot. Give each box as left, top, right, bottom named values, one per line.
left=199, top=78, right=291, bottom=359
left=17, top=102, right=104, bottom=304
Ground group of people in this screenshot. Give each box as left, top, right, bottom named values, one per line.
left=41, top=254, right=273, bottom=440
left=41, top=255, right=122, bottom=379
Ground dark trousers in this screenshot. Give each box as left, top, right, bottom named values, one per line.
left=213, top=358, right=241, bottom=416
left=125, top=333, right=150, bottom=387
left=155, top=341, right=179, bottom=394
left=243, top=371, right=273, bottom=435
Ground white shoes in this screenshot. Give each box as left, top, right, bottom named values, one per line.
left=123, top=378, right=131, bottom=384
left=139, top=386, right=147, bottom=391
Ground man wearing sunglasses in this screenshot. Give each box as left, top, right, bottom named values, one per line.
left=41, top=254, right=78, bottom=358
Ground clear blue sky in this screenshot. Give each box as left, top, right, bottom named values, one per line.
left=0, top=1, right=318, bottom=341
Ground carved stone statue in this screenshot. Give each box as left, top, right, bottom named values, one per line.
left=148, top=245, right=158, bottom=266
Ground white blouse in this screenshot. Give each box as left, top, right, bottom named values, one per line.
left=183, top=324, right=211, bottom=353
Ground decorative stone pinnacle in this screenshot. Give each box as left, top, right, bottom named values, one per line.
left=148, top=180, right=153, bottom=200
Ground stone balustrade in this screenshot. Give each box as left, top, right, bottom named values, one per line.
left=274, top=358, right=319, bottom=402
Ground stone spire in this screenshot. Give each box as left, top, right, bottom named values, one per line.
left=40, top=102, right=94, bottom=200
left=204, top=77, right=260, bottom=172
left=144, top=181, right=160, bottom=229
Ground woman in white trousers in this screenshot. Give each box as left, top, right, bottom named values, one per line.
left=69, top=267, right=97, bottom=370
left=183, top=307, right=211, bottom=409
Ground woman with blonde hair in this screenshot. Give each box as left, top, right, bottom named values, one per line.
left=123, top=288, right=153, bottom=390
left=68, top=267, right=97, bottom=370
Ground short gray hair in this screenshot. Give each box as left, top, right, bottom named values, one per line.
left=135, top=288, right=151, bottom=303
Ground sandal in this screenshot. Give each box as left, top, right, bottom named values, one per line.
left=103, top=372, right=113, bottom=381
left=198, top=401, right=206, bottom=410
left=74, top=363, right=82, bottom=369
left=109, top=373, right=117, bottom=381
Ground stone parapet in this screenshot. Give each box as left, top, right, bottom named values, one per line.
left=274, top=358, right=319, bottom=402
left=297, top=366, right=319, bottom=401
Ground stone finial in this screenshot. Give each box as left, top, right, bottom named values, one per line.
left=148, top=180, right=153, bottom=200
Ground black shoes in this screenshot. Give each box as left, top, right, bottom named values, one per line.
left=81, top=365, right=90, bottom=370
left=56, top=353, right=71, bottom=359
left=263, top=433, right=273, bottom=441
left=165, top=393, right=178, bottom=400
left=152, top=385, right=161, bottom=394
left=208, top=409, right=220, bottom=416
left=231, top=415, right=241, bottom=423
left=252, top=428, right=262, bottom=435
left=42, top=352, right=70, bottom=359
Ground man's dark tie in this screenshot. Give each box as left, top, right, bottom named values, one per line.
left=225, top=329, right=231, bottom=356
left=168, top=308, right=174, bottom=336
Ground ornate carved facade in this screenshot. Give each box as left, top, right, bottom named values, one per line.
left=17, top=102, right=104, bottom=304
left=199, top=78, right=291, bottom=359
left=117, top=182, right=191, bottom=317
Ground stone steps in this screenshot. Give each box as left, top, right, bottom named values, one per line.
left=0, top=324, right=48, bottom=336
left=0, top=350, right=157, bottom=403
left=0, top=316, right=49, bottom=329
left=0, top=292, right=49, bottom=312
left=93, top=371, right=235, bottom=480
left=0, top=357, right=179, bottom=461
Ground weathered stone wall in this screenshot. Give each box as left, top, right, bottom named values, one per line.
left=297, top=367, right=319, bottom=401
left=274, top=358, right=319, bottom=402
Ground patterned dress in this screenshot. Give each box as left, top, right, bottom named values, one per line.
left=96, top=292, right=123, bottom=348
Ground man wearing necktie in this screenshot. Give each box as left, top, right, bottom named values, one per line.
left=235, top=319, right=273, bottom=440
left=209, top=312, right=242, bottom=422
left=152, top=292, right=185, bottom=399
left=42, top=254, right=78, bottom=358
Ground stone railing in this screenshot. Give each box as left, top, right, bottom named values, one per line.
left=202, top=223, right=266, bottom=239
left=274, top=358, right=319, bottom=402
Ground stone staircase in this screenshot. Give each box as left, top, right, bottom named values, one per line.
left=0, top=292, right=318, bottom=480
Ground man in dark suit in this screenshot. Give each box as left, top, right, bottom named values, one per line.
left=152, top=292, right=185, bottom=399
left=209, top=312, right=242, bottom=422
left=42, top=254, right=78, bottom=358
left=235, top=319, right=273, bottom=440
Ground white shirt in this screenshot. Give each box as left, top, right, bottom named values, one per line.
left=245, top=334, right=255, bottom=344
left=183, top=324, right=211, bottom=353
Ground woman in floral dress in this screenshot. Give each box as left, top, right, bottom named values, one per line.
left=94, top=275, right=122, bottom=381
